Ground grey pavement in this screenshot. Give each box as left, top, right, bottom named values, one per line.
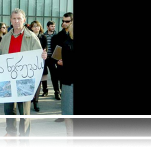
left=0, top=71, right=67, bottom=139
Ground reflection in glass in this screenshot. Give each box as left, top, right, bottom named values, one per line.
left=6, top=140, right=30, bottom=147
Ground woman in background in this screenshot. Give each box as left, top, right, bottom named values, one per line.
left=30, top=20, right=48, bottom=111
left=0, top=22, right=7, bottom=42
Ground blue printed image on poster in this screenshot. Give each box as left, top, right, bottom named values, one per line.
left=0, top=81, right=11, bottom=98
left=16, top=79, right=35, bottom=97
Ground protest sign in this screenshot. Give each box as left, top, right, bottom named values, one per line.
left=0, top=49, right=44, bottom=103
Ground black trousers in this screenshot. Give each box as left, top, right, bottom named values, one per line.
left=41, top=80, right=47, bottom=93
left=45, top=56, right=62, bottom=94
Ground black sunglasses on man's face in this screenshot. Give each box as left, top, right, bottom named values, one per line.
left=62, top=20, right=71, bottom=23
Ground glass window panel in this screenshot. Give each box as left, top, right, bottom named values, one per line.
left=36, top=17, right=44, bottom=29
left=37, top=0, right=44, bottom=16
left=27, top=17, right=36, bottom=25
left=3, top=16, right=10, bottom=27
left=44, top=0, right=52, bottom=16
left=0, top=0, right=74, bottom=33
left=11, top=0, right=19, bottom=11
left=52, top=0, right=59, bottom=17
left=20, top=0, right=28, bottom=14
left=59, top=18, right=63, bottom=31
left=28, top=0, right=36, bottom=16
left=0, top=0, right=2, bottom=15
left=3, top=0, right=11, bottom=15
left=60, top=0, right=67, bottom=17
left=51, top=17, right=59, bottom=33
left=67, top=0, right=73, bottom=12
left=44, top=17, right=52, bottom=32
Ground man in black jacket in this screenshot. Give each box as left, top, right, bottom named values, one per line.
left=51, top=12, right=73, bottom=90
left=57, top=22, right=74, bottom=115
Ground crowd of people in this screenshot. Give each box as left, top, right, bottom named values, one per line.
left=0, top=8, right=74, bottom=138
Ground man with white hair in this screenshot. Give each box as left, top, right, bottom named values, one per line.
left=0, top=8, right=47, bottom=137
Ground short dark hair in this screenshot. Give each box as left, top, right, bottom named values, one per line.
left=47, top=21, right=55, bottom=27
left=63, top=12, right=73, bottom=21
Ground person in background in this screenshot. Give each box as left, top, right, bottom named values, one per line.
left=30, top=20, right=48, bottom=112
left=51, top=12, right=73, bottom=55
left=51, top=12, right=73, bottom=100
left=57, top=20, right=74, bottom=133
left=24, top=23, right=30, bottom=29
left=0, top=8, right=47, bottom=137
left=0, top=22, right=7, bottom=42
left=44, top=21, right=61, bottom=100
left=7, top=24, right=13, bottom=32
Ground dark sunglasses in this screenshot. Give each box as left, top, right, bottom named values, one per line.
left=62, top=20, right=71, bottom=23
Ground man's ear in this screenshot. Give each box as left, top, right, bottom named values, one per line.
left=24, top=18, right=26, bottom=23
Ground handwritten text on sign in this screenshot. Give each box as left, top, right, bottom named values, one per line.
left=0, top=49, right=44, bottom=103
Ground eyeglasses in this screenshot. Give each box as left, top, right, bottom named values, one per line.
left=62, top=20, right=71, bottom=23
left=33, top=26, right=40, bottom=28
left=1, top=27, right=6, bottom=29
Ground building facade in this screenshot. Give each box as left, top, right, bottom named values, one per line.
left=0, top=0, right=73, bottom=32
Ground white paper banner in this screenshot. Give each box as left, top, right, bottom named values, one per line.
left=0, top=49, right=44, bottom=103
